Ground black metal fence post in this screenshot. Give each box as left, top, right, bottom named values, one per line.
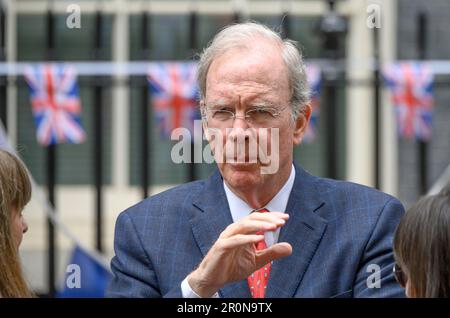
left=93, top=10, right=104, bottom=253
left=417, top=12, right=428, bottom=195
left=141, top=11, right=150, bottom=199
left=0, top=4, right=7, bottom=131
left=45, top=8, right=57, bottom=298
left=281, top=11, right=291, bottom=39
left=233, top=11, right=241, bottom=24
left=188, top=10, right=197, bottom=182
left=319, top=0, right=346, bottom=179
left=373, top=25, right=381, bottom=189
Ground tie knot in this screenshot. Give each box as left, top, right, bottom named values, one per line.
left=254, top=208, right=269, bottom=213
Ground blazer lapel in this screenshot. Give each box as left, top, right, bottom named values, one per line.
left=265, top=165, right=328, bottom=298
left=190, top=170, right=252, bottom=298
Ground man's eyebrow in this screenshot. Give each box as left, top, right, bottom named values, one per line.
left=248, top=101, right=277, bottom=108
left=205, top=98, right=227, bottom=103
left=205, top=100, right=276, bottom=108
left=204, top=100, right=232, bottom=107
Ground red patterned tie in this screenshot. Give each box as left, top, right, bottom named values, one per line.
left=247, top=208, right=271, bottom=298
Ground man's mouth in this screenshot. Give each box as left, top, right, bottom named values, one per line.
left=225, top=154, right=258, bottom=164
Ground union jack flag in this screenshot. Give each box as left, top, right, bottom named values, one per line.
left=304, top=63, right=322, bottom=143
left=24, top=64, right=86, bottom=146
left=147, top=62, right=200, bottom=138
left=383, top=62, right=434, bottom=141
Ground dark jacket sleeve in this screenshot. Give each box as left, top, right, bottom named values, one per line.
left=106, top=211, right=182, bottom=298
left=353, top=197, right=406, bottom=298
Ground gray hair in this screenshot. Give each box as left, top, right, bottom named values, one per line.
left=197, top=22, right=310, bottom=120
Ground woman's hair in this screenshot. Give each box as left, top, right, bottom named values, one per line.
left=0, top=149, right=33, bottom=297
left=393, top=184, right=450, bottom=297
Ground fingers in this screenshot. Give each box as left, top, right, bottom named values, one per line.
left=221, top=212, right=289, bottom=238
left=249, top=212, right=289, bottom=223
left=220, top=234, right=265, bottom=249
left=220, top=220, right=281, bottom=238
left=255, top=242, right=293, bottom=269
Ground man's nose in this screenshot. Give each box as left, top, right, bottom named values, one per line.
left=232, top=113, right=250, bottom=130
left=229, top=120, right=251, bottom=142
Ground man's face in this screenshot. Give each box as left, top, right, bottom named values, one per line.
left=203, top=40, right=310, bottom=192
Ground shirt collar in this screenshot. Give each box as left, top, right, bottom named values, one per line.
left=223, top=164, right=296, bottom=222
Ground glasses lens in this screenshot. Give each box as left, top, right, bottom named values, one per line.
left=247, top=109, right=276, bottom=126
left=205, top=106, right=283, bottom=128
left=211, top=110, right=233, bottom=122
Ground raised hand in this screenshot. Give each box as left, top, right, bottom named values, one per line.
left=187, top=212, right=292, bottom=297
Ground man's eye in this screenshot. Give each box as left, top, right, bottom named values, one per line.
left=249, top=109, right=274, bottom=115
left=214, top=109, right=231, bottom=114
left=212, top=107, right=232, bottom=112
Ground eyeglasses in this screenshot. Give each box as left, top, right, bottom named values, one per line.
left=202, top=105, right=289, bottom=127
left=393, top=263, right=407, bottom=288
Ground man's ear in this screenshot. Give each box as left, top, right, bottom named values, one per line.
left=203, top=119, right=211, bottom=142
left=200, top=101, right=211, bottom=142
left=293, top=103, right=312, bottom=146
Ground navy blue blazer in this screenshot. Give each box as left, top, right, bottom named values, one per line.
left=107, top=163, right=405, bottom=298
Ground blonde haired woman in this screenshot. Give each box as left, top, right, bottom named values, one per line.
left=0, top=149, right=33, bottom=297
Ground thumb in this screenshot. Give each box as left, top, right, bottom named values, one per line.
left=255, top=242, right=292, bottom=269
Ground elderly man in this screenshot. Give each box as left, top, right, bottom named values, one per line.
left=108, top=22, right=405, bottom=298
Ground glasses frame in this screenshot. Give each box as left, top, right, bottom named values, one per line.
left=201, top=104, right=290, bottom=127
left=393, top=263, right=407, bottom=288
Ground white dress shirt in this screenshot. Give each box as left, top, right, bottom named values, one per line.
left=181, top=164, right=296, bottom=298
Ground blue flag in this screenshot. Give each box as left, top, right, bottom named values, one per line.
left=57, top=245, right=112, bottom=298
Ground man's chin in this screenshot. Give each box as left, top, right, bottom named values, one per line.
left=220, top=163, right=262, bottom=189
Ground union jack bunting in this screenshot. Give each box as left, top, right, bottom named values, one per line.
left=304, top=63, right=322, bottom=143
left=383, top=62, right=434, bottom=141
left=147, top=62, right=200, bottom=138
left=24, top=64, right=86, bottom=146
